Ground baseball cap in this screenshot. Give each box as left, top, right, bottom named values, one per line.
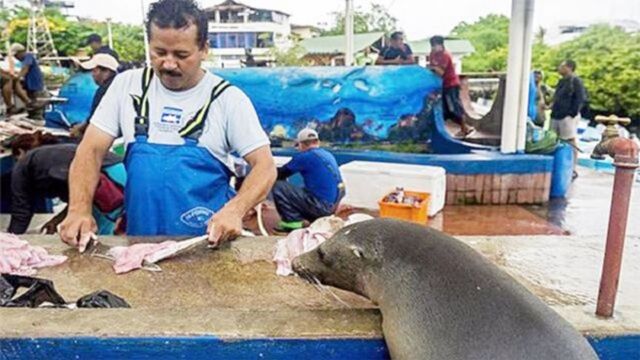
left=80, top=53, right=119, bottom=72
left=296, top=128, right=319, bottom=143
left=10, top=43, right=26, bottom=54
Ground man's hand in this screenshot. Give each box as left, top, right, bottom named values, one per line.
left=58, top=211, right=98, bottom=253
left=207, top=207, right=243, bottom=247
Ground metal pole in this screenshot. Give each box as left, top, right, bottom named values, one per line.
left=140, top=0, right=151, bottom=66
left=344, top=0, right=354, bottom=66
left=595, top=138, right=639, bottom=317
left=107, top=18, right=114, bottom=49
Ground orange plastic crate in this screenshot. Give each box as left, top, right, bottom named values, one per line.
left=378, top=190, right=430, bottom=225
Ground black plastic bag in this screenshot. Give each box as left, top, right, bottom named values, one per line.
left=0, top=274, right=66, bottom=307
left=0, top=274, right=129, bottom=308
left=76, top=290, right=130, bottom=308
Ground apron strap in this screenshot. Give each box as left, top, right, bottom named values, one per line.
left=179, top=79, right=232, bottom=140
left=131, top=67, right=155, bottom=136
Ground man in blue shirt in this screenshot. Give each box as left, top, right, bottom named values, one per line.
left=10, top=43, right=47, bottom=119
left=375, top=31, right=415, bottom=65
left=273, top=128, right=345, bottom=231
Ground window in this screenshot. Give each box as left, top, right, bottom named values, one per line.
left=209, top=32, right=263, bottom=49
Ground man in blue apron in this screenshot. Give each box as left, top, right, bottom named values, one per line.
left=58, top=0, right=276, bottom=250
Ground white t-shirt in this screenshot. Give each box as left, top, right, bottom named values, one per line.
left=90, top=68, right=269, bottom=171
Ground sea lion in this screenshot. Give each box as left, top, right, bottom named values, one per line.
left=292, top=218, right=598, bottom=360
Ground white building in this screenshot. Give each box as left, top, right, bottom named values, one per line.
left=205, top=0, right=292, bottom=68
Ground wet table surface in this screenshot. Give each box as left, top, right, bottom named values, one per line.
left=1, top=233, right=639, bottom=339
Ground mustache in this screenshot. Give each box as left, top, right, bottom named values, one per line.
left=160, top=70, right=182, bottom=78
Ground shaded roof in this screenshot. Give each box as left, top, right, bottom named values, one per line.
left=300, top=32, right=385, bottom=55
left=206, top=0, right=289, bottom=17
left=408, top=38, right=475, bottom=55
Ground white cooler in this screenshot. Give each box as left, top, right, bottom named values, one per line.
left=340, top=161, right=446, bottom=216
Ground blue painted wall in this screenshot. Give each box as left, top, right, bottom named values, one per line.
left=0, top=335, right=636, bottom=359
left=273, top=148, right=553, bottom=175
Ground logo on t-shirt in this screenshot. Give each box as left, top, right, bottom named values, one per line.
left=160, top=107, right=183, bottom=124
left=180, top=206, right=214, bottom=228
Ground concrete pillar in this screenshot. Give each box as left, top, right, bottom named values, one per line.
left=516, top=0, right=536, bottom=152
left=501, top=0, right=535, bottom=153
left=344, top=0, right=354, bottom=66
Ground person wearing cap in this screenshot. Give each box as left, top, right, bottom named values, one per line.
left=58, top=0, right=275, bottom=249
left=69, top=53, right=120, bottom=138
left=85, top=33, right=120, bottom=61
left=8, top=43, right=47, bottom=118
left=82, top=53, right=120, bottom=121
left=272, top=128, right=345, bottom=231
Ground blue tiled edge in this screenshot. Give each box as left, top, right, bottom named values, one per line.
left=273, top=148, right=554, bottom=175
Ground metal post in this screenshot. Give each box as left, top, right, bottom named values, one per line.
left=344, top=0, right=354, bottom=66
left=595, top=137, right=639, bottom=317
left=107, top=18, right=114, bottom=49
left=140, top=0, right=151, bottom=66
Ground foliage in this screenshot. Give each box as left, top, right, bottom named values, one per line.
left=321, top=3, right=397, bottom=36
left=450, top=14, right=511, bottom=72
left=2, top=7, right=145, bottom=62
left=269, top=39, right=310, bottom=66
left=532, top=25, right=640, bottom=118
left=450, top=15, right=640, bottom=119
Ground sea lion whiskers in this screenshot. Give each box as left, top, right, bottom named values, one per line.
left=296, top=263, right=352, bottom=308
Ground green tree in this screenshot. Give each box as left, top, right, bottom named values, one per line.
left=4, top=7, right=145, bottom=62
left=322, top=3, right=397, bottom=36
left=450, top=14, right=510, bottom=72
left=269, top=39, right=310, bottom=66
left=533, top=25, right=640, bottom=118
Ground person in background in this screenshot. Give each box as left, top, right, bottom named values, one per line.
left=533, top=70, right=552, bottom=127
left=241, top=48, right=257, bottom=67
left=85, top=33, right=120, bottom=61
left=70, top=53, right=120, bottom=138
left=8, top=43, right=47, bottom=119
left=1, top=54, right=30, bottom=116
left=272, top=128, right=345, bottom=231
left=7, top=136, right=125, bottom=235
left=376, top=31, right=415, bottom=65
left=428, top=35, right=474, bottom=138
left=550, top=59, right=586, bottom=180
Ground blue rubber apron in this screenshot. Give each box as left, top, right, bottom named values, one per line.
left=124, top=68, right=235, bottom=236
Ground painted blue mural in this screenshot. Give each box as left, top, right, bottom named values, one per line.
left=46, top=66, right=443, bottom=141
left=215, top=65, right=442, bottom=143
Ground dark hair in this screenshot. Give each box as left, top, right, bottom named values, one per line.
left=146, top=0, right=208, bottom=49
left=86, top=33, right=102, bottom=45
left=564, top=59, right=576, bottom=71
left=430, top=35, right=445, bottom=47
left=10, top=131, right=60, bottom=157
left=390, top=31, right=404, bottom=40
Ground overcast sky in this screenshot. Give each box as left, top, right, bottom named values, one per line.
left=62, top=0, right=640, bottom=40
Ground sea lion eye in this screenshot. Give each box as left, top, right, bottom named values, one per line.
left=318, top=247, right=326, bottom=261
